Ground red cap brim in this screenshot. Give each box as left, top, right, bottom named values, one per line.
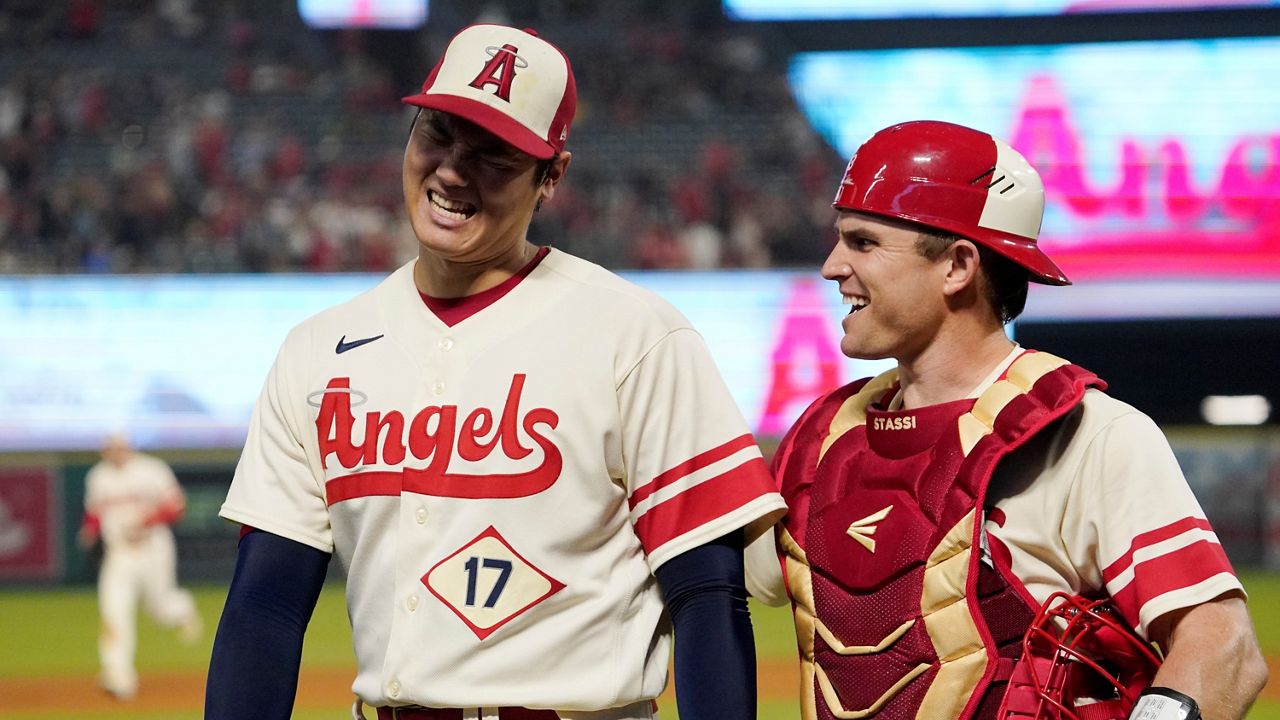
left=401, top=93, right=556, bottom=160
left=981, top=231, right=1071, bottom=286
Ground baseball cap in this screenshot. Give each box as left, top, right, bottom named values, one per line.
left=402, top=24, right=577, bottom=160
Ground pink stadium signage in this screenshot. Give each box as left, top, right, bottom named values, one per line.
left=1012, top=75, right=1280, bottom=280
left=790, top=36, right=1280, bottom=282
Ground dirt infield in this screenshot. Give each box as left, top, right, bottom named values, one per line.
left=1, top=656, right=1274, bottom=715
left=0, top=660, right=800, bottom=716
left=0, top=666, right=353, bottom=715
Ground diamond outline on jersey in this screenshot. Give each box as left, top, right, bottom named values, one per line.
left=423, top=525, right=566, bottom=640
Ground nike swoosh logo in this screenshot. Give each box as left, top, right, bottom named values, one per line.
left=335, top=334, right=385, bottom=354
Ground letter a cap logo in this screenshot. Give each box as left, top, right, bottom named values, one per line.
left=402, top=24, right=576, bottom=160
left=847, top=505, right=893, bottom=553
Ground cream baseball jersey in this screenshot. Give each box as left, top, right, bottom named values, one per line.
left=221, top=249, right=785, bottom=710
left=86, top=453, right=184, bottom=547
left=983, top=387, right=1244, bottom=638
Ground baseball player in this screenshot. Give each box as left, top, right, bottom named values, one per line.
left=205, top=24, right=786, bottom=720
left=745, top=121, right=1268, bottom=720
left=80, top=433, right=202, bottom=700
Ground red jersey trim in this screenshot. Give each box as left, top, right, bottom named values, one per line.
left=1101, top=516, right=1216, bottom=583
left=1108, top=539, right=1235, bottom=626
left=631, top=456, right=772, bottom=554
left=420, top=246, right=550, bottom=327
left=628, top=433, right=759, bottom=509
left=145, top=500, right=184, bottom=527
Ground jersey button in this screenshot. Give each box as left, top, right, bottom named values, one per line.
left=438, top=338, right=454, bottom=351
left=415, top=507, right=427, bottom=525
left=388, top=680, right=401, bottom=698
left=431, top=381, right=445, bottom=395
left=407, top=594, right=419, bottom=612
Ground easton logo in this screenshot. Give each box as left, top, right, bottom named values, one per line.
left=469, top=43, right=527, bottom=102
left=847, top=505, right=893, bottom=553
left=316, top=373, right=561, bottom=502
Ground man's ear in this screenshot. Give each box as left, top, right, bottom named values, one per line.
left=942, top=239, right=983, bottom=297
left=538, top=151, right=572, bottom=205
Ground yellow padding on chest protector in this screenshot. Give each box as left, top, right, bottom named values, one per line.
left=916, top=509, right=986, bottom=720
left=958, top=352, right=1069, bottom=455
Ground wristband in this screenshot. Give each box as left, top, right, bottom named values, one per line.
left=1128, top=687, right=1201, bottom=720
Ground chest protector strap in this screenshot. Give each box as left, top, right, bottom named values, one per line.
left=778, top=352, right=1103, bottom=720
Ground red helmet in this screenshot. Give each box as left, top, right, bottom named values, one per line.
left=998, top=592, right=1162, bottom=720
left=832, top=120, right=1069, bottom=285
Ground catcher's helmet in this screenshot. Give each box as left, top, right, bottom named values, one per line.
left=832, top=120, right=1069, bottom=285
left=998, top=592, right=1162, bottom=720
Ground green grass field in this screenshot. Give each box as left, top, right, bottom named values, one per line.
left=1, top=572, right=1276, bottom=719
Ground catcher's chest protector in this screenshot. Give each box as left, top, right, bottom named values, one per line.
left=776, top=352, right=1103, bottom=720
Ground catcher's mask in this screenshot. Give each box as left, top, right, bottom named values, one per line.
left=998, top=592, right=1162, bottom=720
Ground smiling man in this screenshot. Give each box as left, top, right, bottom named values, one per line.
left=205, top=24, right=784, bottom=720
left=746, top=120, right=1266, bottom=720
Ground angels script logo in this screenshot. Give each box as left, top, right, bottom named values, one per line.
left=316, top=374, right=562, bottom=503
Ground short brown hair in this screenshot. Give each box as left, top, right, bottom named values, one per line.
left=916, top=231, right=1029, bottom=324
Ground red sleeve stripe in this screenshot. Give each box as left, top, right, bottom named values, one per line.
left=326, top=471, right=403, bottom=506
left=629, top=445, right=764, bottom=516
left=1104, top=528, right=1220, bottom=590
left=632, top=457, right=773, bottom=554
left=1101, top=516, right=1214, bottom=583
left=1108, top=539, right=1236, bottom=625
left=629, top=434, right=761, bottom=510
left=144, top=505, right=184, bottom=527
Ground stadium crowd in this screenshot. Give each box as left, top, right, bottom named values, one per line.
left=0, top=0, right=840, bottom=274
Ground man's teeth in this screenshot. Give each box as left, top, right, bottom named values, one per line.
left=430, top=191, right=476, bottom=220
left=842, top=294, right=869, bottom=308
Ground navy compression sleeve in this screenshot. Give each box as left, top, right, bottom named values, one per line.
left=654, top=529, right=754, bottom=720
left=205, top=529, right=330, bottom=720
